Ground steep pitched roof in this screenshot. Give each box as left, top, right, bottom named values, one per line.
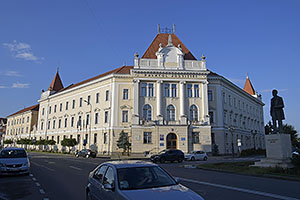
left=7, top=104, right=39, bottom=117
left=142, top=33, right=197, bottom=60
left=243, top=76, right=255, bottom=95
left=48, top=72, right=64, bottom=92
left=58, top=66, right=133, bottom=93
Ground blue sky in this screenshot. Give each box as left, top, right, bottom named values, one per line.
left=0, top=0, right=299, bottom=132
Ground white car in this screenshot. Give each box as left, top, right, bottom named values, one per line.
left=185, top=151, right=208, bottom=161
left=0, top=147, right=30, bottom=175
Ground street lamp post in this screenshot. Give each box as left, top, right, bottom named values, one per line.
left=228, top=126, right=235, bottom=157
left=84, top=100, right=92, bottom=148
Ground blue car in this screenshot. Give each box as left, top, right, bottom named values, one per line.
left=86, top=160, right=204, bottom=200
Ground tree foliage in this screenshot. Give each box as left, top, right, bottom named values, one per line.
left=282, top=124, right=300, bottom=148
left=3, top=139, right=13, bottom=144
left=61, top=138, right=77, bottom=152
left=117, top=131, right=131, bottom=155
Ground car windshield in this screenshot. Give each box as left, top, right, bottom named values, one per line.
left=0, top=149, right=27, bottom=158
left=158, top=149, right=167, bottom=154
left=117, top=166, right=177, bottom=190
left=190, top=151, right=195, bottom=154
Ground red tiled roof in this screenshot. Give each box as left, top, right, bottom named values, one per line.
left=48, top=72, right=64, bottom=91
left=243, top=76, right=255, bottom=95
left=7, top=104, right=39, bottom=118
left=58, top=66, right=133, bottom=93
left=142, top=33, right=197, bottom=60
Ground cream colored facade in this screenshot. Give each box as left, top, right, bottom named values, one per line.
left=5, top=105, right=39, bottom=142
left=208, top=74, right=265, bottom=154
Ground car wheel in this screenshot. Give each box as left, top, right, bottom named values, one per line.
left=160, top=157, right=165, bottom=163
left=191, top=157, right=195, bottom=161
left=203, top=156, right=208, bottom=161
left=178, top=158, right=183, bottom=163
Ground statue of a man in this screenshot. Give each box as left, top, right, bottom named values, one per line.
left=270, top=89, right=285, bottom=133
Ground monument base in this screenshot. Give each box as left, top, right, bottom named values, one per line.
left=253, top=134, right=293, bottom=169
left=253, top=158, right=293, bottom=168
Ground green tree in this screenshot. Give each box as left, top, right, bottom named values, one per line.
left=61, top=138, right=77, bottom=152
left=264, top=121, right=273, bottom=135
left=282, top=124, right=300, bottom=148
left=3, top=139, right=13, bottom=144
left=117, top=131, right=131, bottom=156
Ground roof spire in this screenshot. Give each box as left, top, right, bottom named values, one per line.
left=167, top=34, right=173, bottom=46
left=158, top=24, right=160, bottom=34
left=173, top=24, right=175, bottom=34
left=243, top=74, right=255, bottom=95
left=48, top=70, right=64, bottom=92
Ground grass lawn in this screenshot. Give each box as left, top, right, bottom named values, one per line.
left=198, top=161, right=300, bottom=181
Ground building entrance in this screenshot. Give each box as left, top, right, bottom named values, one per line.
left=166, top=133, right=177, bottom=149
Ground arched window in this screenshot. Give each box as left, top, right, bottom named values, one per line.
left=167, top=105, right=175, bottom=121
left=190, top=105, right=198, bottom=122
left=143, top=104, right=152, bottom=121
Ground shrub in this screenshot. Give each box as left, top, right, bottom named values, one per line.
left=241, top=148, right=266, bottom=157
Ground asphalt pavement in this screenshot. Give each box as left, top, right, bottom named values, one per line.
left=0, top=152, right=299, bottom=200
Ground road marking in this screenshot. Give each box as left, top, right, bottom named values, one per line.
left=43, top=198, right=49, bottom=200
left=178, top=177, right=300, bottom=200
left=39, top=189, right=45, bottom=194
left=36, top=182, right=40, bottom=187
left=32, top=177, right=37, bottom=181
left=29, top=174, right=33, bottom=177
left=69, top=166, right=82, bottom=171
left=31, top=161, right=55, bottom=172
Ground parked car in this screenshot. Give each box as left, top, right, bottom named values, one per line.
left=86, top=160, right=204, bottom=200
left=0, top=147, right=30, bottom=175
left=75, top=149, right=97, bottom=158
left=150, top=149, right=184, bottom=163
left=185, top=151, right=208, bottom=161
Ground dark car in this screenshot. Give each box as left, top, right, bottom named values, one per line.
left=75, top=149, right=97, bottom=158
left=150, top=149, right=184, bottom=163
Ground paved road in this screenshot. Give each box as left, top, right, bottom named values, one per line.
left=0, top=152, right=299, bottom=200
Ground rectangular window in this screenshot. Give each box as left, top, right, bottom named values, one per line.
left=26, top=127, right=28, bottom=133
left=164, top=83, right=170, bottom=97
left=87, top=95, right=91, bottom=105
left=42, top=108, right=45, bottom=115
left=104, top=111, right=108, bottom=123
left=48, top=121, right=50, bottom=129
left=54, top=105, right=57, bottom=113
left=105, top=90, right=109, bottom=101
left=192, top=132, right=200, bottom=144
left=208, top=90, right=213, bottom=101
left=60, top=103, right=62, bottom=112
left=77, top=134, right=80, bottom=144
left=85, top=134, right=88, bottom=144
left=72, top=99, right=75, bottom=109
left=64, top=118, right=68, bottom=128
left=27, top=116, right=29, bottom=123
left=57, top=136, right=60, bottom=144
left=143, top=132, right=152, bottom=144
left=148, top=83, right=154, bottom=97
left=58, top=119, right=61, bottom=129
left=80, top=97, right=83, bottom=107
left=41, top=122, right=43, bottom=130
left=49, top=106, right=51, bottom=114
left=86, top=114, right=90, bottom=125
left=187, top=84, right=192, bottom=97
left=122, top=110, right=128, bottom=123
left=53, top=120, right=56, bottom=129
left=171, top=84, right=177, bottom=97
left=141, top=83, right=147, bottom=97
left=194, top=84, right=199, bottom=97
left=71, top=117, right=74, bottom=127
left=66, top=101, right=69, bottom=110
left=95, top=113, right=99, bottom=124
left=104, top=133, right=107, bottom=144
left=123, top=89, right=129, bottom=100
left=96, top=93, right=99, bottom=103
left=94, top=133, right=97, bottom=144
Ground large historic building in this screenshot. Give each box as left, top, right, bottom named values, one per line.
left=5, top=30, right=265, bottom=155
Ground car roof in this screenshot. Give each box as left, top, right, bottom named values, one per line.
left=103, top=160, right=158, bottom=169
left=1, top=147, right=26, bottom=151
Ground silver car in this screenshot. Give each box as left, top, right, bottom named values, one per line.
left=185, top=151, right=208, bottom=161
left=0, top=147, right=30, bottom=175
left=86, top=160, right=204, bottom=200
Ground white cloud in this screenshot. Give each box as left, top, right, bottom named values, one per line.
left=0, top=85, right=8, bottom=88
left=12, top=82, right=29, bottom=88
left=3, top=70, right=22, bottom=77
left=3, top=40, right=44, bottom=62
left=261, top=89, right=288, bottom=93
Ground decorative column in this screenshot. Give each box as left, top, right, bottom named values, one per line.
left=132, top=79, right=140, bottom=125
left=156, top=80, right=163, bottom=124
left=202, top=81, right=209, bottom=124
left=180, top=81, right=187, bottom=124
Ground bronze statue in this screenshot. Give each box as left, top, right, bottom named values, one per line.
left=270, top=89, right=285, bottom=133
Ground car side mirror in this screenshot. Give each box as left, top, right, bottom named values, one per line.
left=103, top=183, right=114, bottom=191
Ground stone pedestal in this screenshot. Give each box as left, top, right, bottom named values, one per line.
left=254, top=134, right=293, bottom=168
